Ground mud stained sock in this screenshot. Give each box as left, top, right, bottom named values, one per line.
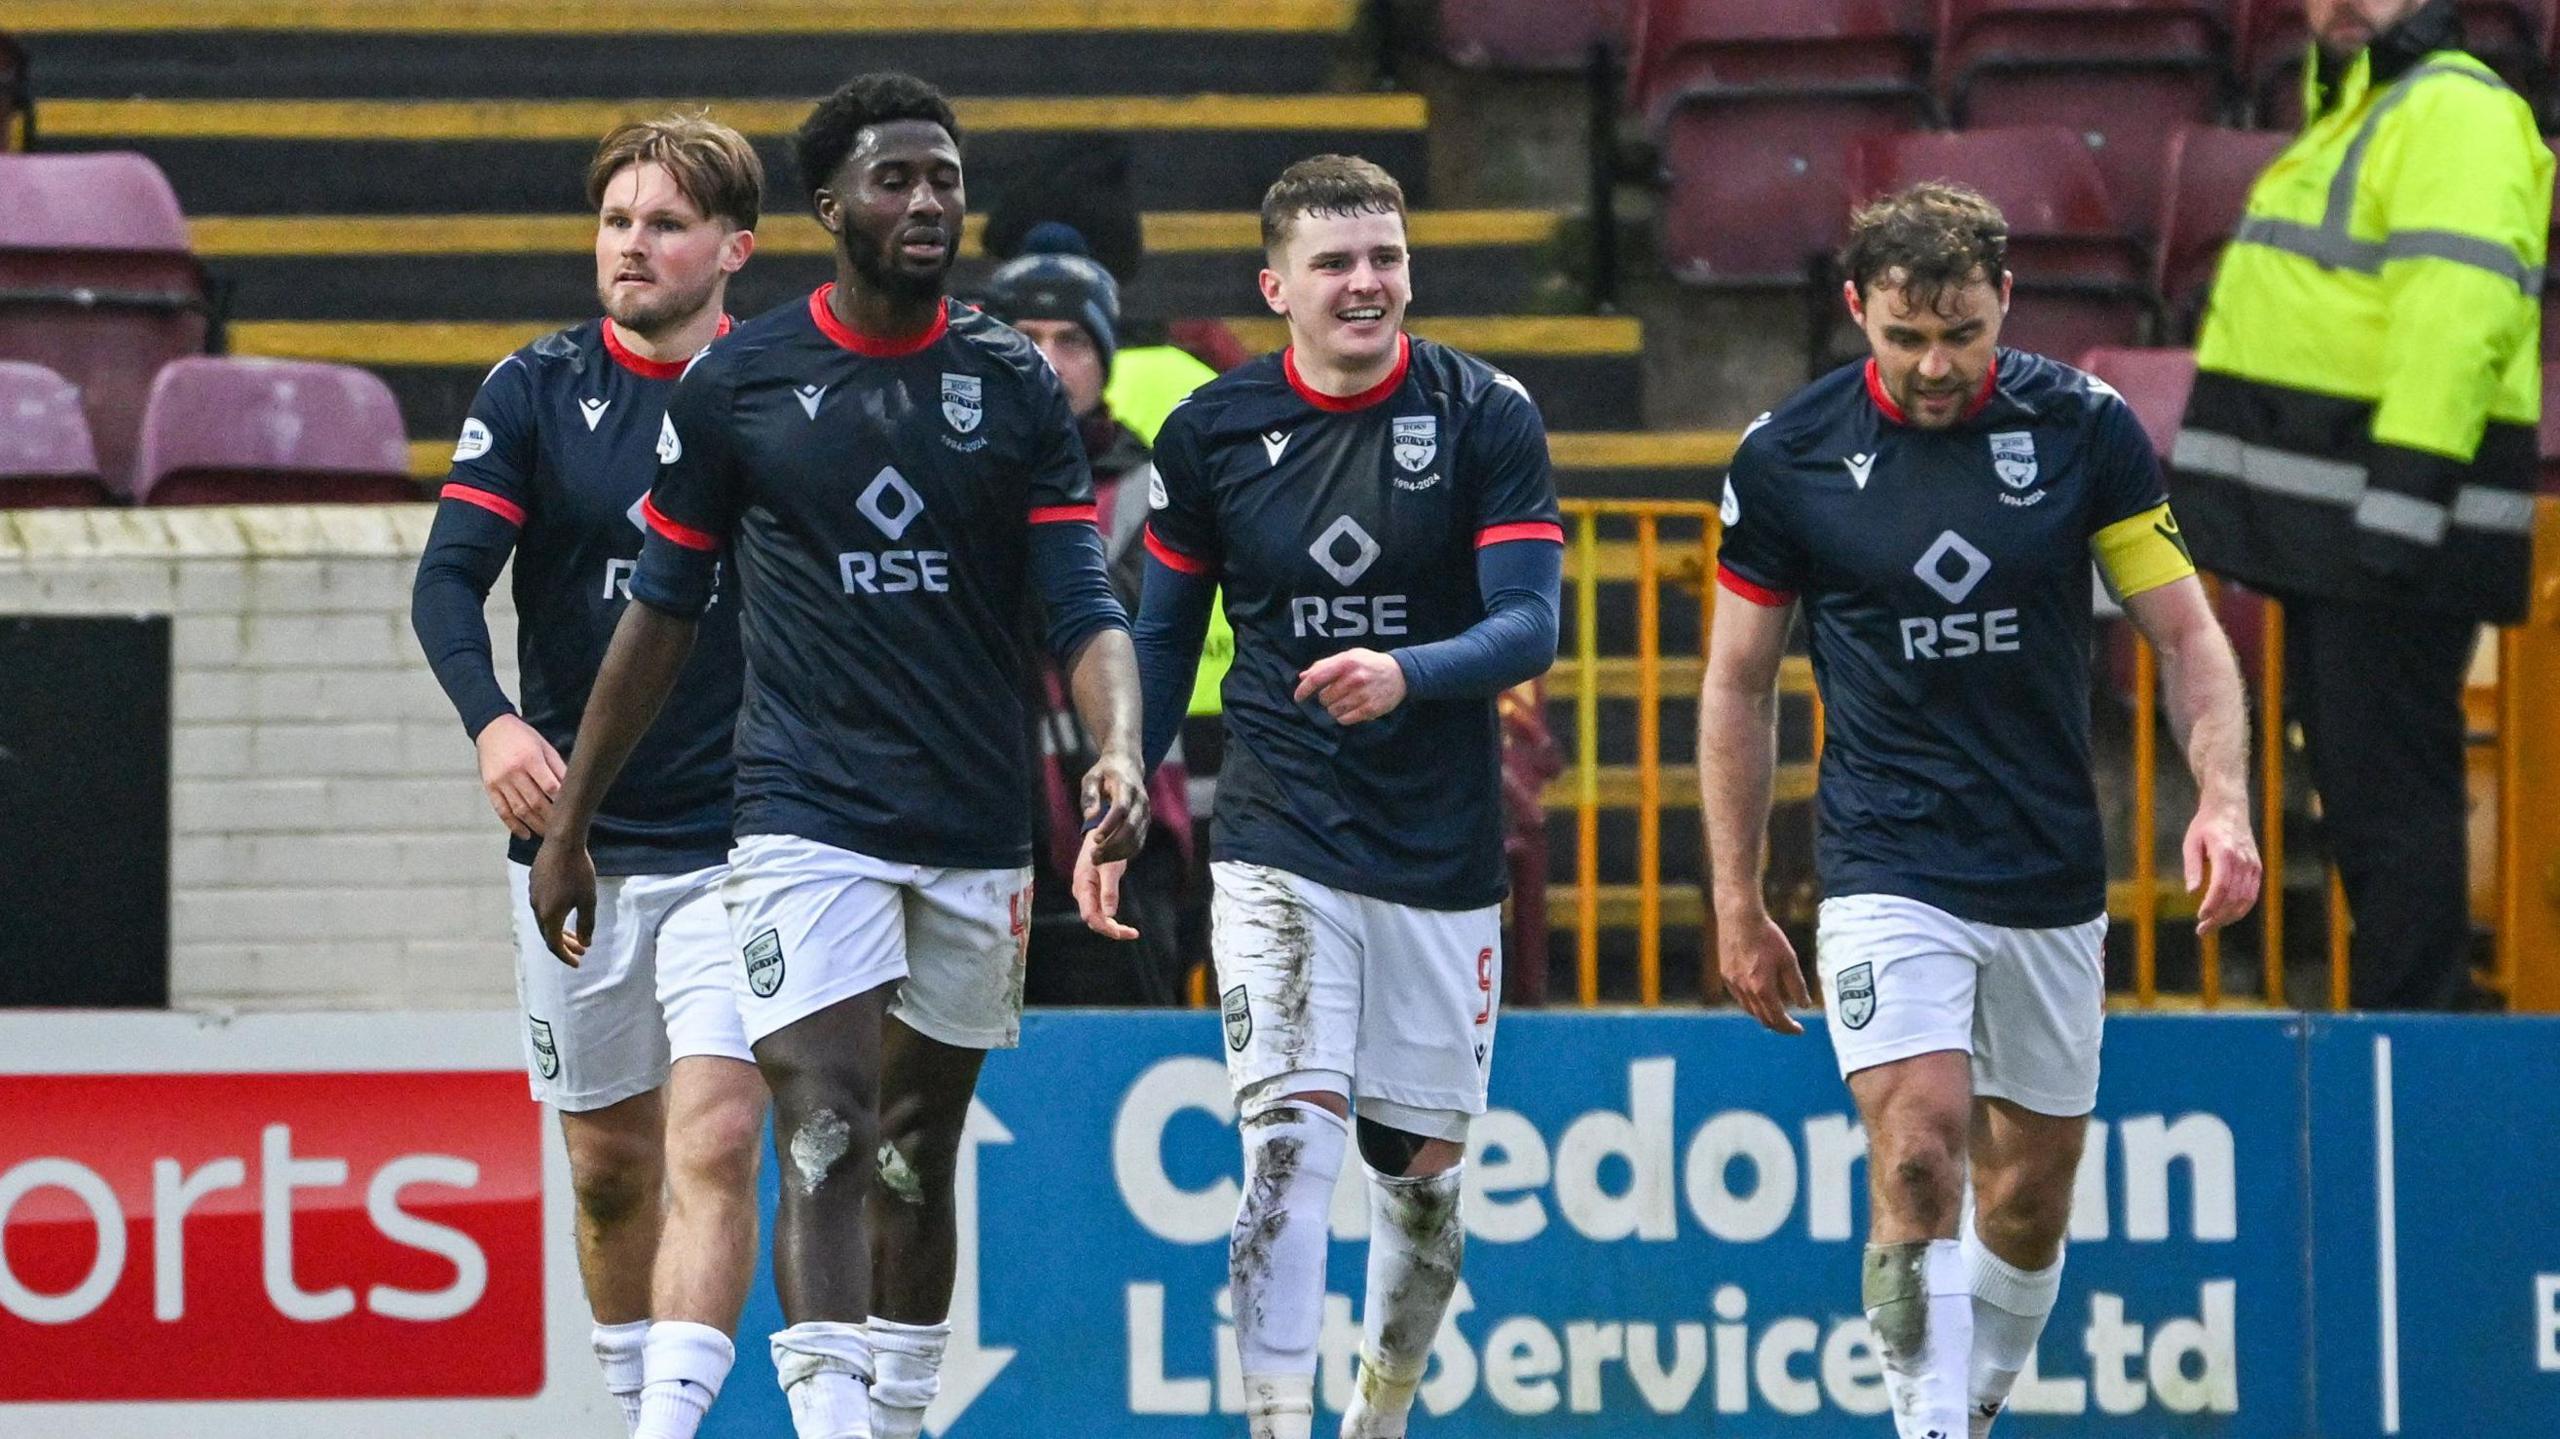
left=1863, top=1238, right=1972, bottom=1439
left=593, top=1319, right=651, bottom=1434
left=866, top=1316, right=950, bottom=1439
left=772, top=1320, right=875, bottom=1439
left=1232, top=1100, right=1348, bottom=1426
left=1963, top=1220, right=2064, bottom=1438
left=636, top=1320, right=733, bottom=1439
left=1343, top=1163, right=1465, bottom=1438
left=1244, top=1372, right=1317, bottom=1439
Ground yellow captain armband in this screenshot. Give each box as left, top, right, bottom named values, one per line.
left=2092, top=502, right=2196, bottom=601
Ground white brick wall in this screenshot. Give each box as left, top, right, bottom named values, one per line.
left=0, top=505, right=525, bottom=1011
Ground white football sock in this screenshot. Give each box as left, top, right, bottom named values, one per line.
left=1232, top=1101, right=1347, bottom=1432
left=1864, top=1239, right=1972, bottom=1439
left=1244, top=1372, right=1317, bottom=1439
left=1964, top=1220, right=2064, bottom=1439
left=635, top=1320, right=732, bottom=1439
left=867, top=1316, right=949, bottom=1439
left=592, top=1319, right=650, bottom=1434
left=772, top=1320, right=874, bottom=1439
left=1343, top=1163, right=1465, bottom=1438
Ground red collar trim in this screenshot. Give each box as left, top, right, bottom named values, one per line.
left=1864, top=356, right=1999, bottom=426
left=1284, top=333, right=1411, bottom=412
left=602, top=313, right=731, bottom=380
left=809, top=285, right=948, bottom=357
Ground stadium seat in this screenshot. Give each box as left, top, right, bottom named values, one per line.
left=2077, top=344, right=2197, bottom=454
left=1851, top=126, right=2158, bottom=356
left=1439, top=0, right=1633, bottom=71
left=2541, top=361, right=2560, bottom=492
left=1659, top=90, right=1933, bottom=285
left=1632, top=0, right=1936, bottom=124
left=0, top=361, right=109, bottom=507
left=0, top=152, right=216, bottom=493
left=129, top=357, right=415, bottom=505
left=1939, top=0, right=2237, bottom=235
left=2156, top=124, right=2290, bottom=337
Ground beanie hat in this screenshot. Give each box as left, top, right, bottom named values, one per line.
left=981, top=224, right=1121, bottom=374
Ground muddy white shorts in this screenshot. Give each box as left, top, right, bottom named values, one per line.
left=1815, top=892, right=2109, bottom=1117
left=1210, top=861, right=1501, bottom=1140
left=507, top=860, right=751, bottom=1112
left=721, top=833, right=1033, bottom=1050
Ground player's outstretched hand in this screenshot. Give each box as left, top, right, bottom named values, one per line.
left=1294, top=648, right=1407, bottom=725
left=2184, top=796, right=2262, bottom=936
left=1073, top=834, right=1140, bottom=941
left=527, top=835, right=597, bottom=968
left=476, top=713, right=565, bottom=840
left=1081, top=752, right=1151, bottom=864
left=1719, top=912, right=1809, bottom=1036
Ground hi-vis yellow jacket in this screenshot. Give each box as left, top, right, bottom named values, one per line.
left=2172, top=8, right=2553, bottom=623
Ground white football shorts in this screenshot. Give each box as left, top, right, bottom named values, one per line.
left=721, top=833, right=1033, bottom=1050
left=507, top=860, right=752, bottom=1112
left=1815, top=892, right=2109, bottom=1116
left=1210, top=860, right=1501, bottom=1140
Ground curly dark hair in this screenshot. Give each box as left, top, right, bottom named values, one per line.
left=1840, top=182, right=2009, bottom=314
left=791, top=72, right=961, bottom=206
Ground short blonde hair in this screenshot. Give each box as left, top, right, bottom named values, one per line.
left=586, top=112, right=763, bottom=232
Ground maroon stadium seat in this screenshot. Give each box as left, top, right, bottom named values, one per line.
left=1659, top=90, right=1931, bottom=284
left=1852, top=126, right=2157, bottom=356
left=129, top=357, right=416, bottom=505
left=2156, top=124, right=2290, bottom=336
left=1632, top=0, right=1936, bottom=127
left=2543, top=361, right=2560, bottom=493
left=1939, top=0, right=2235, bottom=234
left=2078, top=344, right=2197, bottom=453
left=1439, top=0, right=1632, bottom=72
left=0, top=152, right=214, bottom=494
left=0, top=360, right=109, bottom=507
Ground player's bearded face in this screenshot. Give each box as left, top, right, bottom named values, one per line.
left=1851, top=270, right=2008, bottom=431
left=1262, top=207, right=1412, bottom=373
left=593, top=162, right=736, bottom=337
left=826, top=121, right=964, bottom=303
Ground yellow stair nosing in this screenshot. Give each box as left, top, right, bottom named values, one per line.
left=18, top=0, right=1358, bottom=36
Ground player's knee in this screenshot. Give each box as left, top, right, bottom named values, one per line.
left=1875, top=1139, right=1964, bottom=1228
left=564, top=1125, right=661, bottom=1230
left=1356, top=1115, right=1465, bottom=1178
left=667, top=1092, right=765, bottom=1195
left=776, top=1103, right=878, bottom=1200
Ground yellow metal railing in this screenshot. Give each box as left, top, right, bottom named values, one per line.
left=1547, top=496, right=2560, bottom=1012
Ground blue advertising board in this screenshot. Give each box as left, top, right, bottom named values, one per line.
left=697, top=1011, right=2557, bottom=1438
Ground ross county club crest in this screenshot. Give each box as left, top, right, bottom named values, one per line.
left=527, top=1016, right=560, bottom=1080
left=1989, top=430, right=2039, bottom=490
left=743, top=928, right=787, bottom=999
left=1836, top=962, right=1877, bottom=1030
left=1391, top=415, right=1437, bottom=473
left=1222, top=985, right=1253, bottom=1052
left=941, top=373, right=982, bottom=433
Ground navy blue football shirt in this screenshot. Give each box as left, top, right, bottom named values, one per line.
left=629, top=288, right=1126, bottom=871
left=1716, top=348, right=2193, bottom=928
left=414, top=317, right=741, bottom=876
left=1144, top=334, right=1563, bottom=910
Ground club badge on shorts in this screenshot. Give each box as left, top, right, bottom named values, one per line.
left=743, top=928, right=787, bottom=999
left=1836, top=962, right=1877, bottom=1030
left=527, top=1016, right=560, bottom=1079
left=1222, top=985, right=1253, bottom=1052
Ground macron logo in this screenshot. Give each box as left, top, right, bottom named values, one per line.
left=1844, top=453, right=1875, bottom=490
left=578, top=397, right=610, bottom=431
left=1262, top=430, right=1291, bottom=467
left=795, top=384, right=828, bottom=420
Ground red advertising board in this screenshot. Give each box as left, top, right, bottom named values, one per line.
left=0, top=1070, right=543, bottom=1401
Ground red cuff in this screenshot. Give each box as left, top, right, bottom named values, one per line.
left=640, top=494, right=719, bottom=552
left=1715, top=565, right=1794, bottom=608
left=1144, top=525, right=1215, bottom=577
left=440, top=483, right=524, bottom=527
left=1477, top=520, right=1566, bottom=548
left=1029, top=504, right=1098, bottom=525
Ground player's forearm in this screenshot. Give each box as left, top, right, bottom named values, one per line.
left=1066, top=627, right=1144, bottom=765
left=1700, top=681, right=1782, bottom=922
left=550, top=600, right=697, bottom=840
left=410, top=506, right=518, bottom=737
left=1392, top=540, right=1562, bottom=701
left=2158, top=623, right=2250, bottom=810
left=1133, top=552, right=1216, bottom=770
